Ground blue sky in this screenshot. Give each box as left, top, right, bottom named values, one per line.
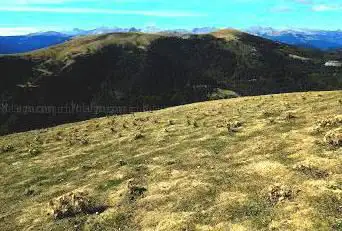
left=0, top=0, right=341, bottom=35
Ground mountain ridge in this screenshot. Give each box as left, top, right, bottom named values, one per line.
left=0, top=34, right=72, bottom=54
left=3, top=26, right=342, bottom=54
left=0, top=29, right=341, bottom=134
left=247, top=27, right=342, bottom=50
left=0, top=27, right=218, bottom=54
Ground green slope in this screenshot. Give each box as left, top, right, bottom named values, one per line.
left=0, top=91, right=341, bottom=230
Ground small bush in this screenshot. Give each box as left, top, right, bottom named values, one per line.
left=119, top=160, right=127, bottom=166
left=333, top=220, right=342, bottom=230
left=29, top=148, right=41, bottom=156
left=55, top=135, right=63, bottom=141
left=283, top=112, right=297, bottom=120
left=324, top=128, right=342, bottom=147
left=326, top=181, right=342, bottom=191
left=134, top=133, right=145, bottom=140
left=227, top=121, right=243, bottom=132
left=54, top=131, right=63, bottom=141
left=110, top=127, right=117, bottom=133
left=49, top=191, right=107, bottom=219
left=293, top=164, right=329, bottom=179
left=28, top=144, right=41, bottom=156
left=79, top=137, right=89, bottom=145
left=261, top=110, right=275, bottom=118
left=267, top=184, right=295, bottom=204
left=1, top=144, right=15, bottom=153
left=24, top=188, right=35, bottom=196
left=316, top=116, right=342, bottom=129
left=208, top=88, right=239, bottom=100
left=127, top=179, right=147, bottom=201
left=34, top=136, right=43, bottom=144
left=193, top=121, right=200, bottom=128
left=66, top=133, right=90, bottom=145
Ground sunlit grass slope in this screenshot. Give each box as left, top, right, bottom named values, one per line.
left=0, top=91, right=341, bottom=230
left=25, top=33, right=162, bottom=60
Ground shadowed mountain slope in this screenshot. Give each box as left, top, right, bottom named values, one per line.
left=0, top=30, right=341, bottom=134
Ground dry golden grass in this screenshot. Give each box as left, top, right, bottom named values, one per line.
left=25, top=32, right=161, bottom=61
left=0, top=91, right=341, bottom=230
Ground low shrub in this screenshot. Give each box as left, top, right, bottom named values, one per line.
left=127, top=179, right=147, bottom=201
left=48, top=191, right=107, bottom=219
left=293, top=164, right=329, bottom=179
left=283, top=112, right=297, bottom=120
left=267, top=184, right=295, bottom=204
left=227, top=121, right=243, bottom=132
left=317, top=116, right=342, bottom=129
left=1, top=144, right=15, bottom=153
left=324, top=128, right=342, bottom=147
left=193, top=121, right=200, bottom=128
left=134, top=133, right=145, bottom=140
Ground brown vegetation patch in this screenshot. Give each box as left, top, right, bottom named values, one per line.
left=316, top=115, right=342, bottom=129
left=27, top=144, right=41, bottom=156
left=324, top=128, right=342, bottom=147
left=0, top=144, right=15, bottom=153
left=128, top=179, right=147, bottom=201
left=267, top=184, right=296, bottom=204
left=227, top=121, right=243, bottom=132
left=66, top=132, right=90, bottom=145
left=134, top=133, right=145, bottom=140
left=283, top=111, right=297, bottom=120
left=48, top=191, right=107, bottom=219
left=293, top=164, right=329, bottom=179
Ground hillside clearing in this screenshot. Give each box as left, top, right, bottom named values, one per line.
left=0, top=91, right=342, bottom=230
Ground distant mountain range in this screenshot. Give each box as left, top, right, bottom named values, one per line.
left=0, top=27, right=217, bottom=54
left=0, top=33, right=71, bottom=54
left=247, top=27, right=342, bottom=50
left=2, top=26, right=342, bottom=54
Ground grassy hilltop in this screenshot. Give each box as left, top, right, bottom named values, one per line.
left=0, top=91, right=341, bottom=230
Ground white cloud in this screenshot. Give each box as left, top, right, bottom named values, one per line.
left=271, top=6, right=292, bottom=13
left=312, top=4, right=342, bottom=11
left=15, top=0, right=66, bottom=3
left=294, top=0, right=312, bottom=4
left=1, top=0, right=162, bottom=4
left=0, top=27, right=40, bottom=35
left=0, top=6, right=206, bottom=17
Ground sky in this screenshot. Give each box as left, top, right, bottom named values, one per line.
left=0, top=0, right=341, bottom=35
